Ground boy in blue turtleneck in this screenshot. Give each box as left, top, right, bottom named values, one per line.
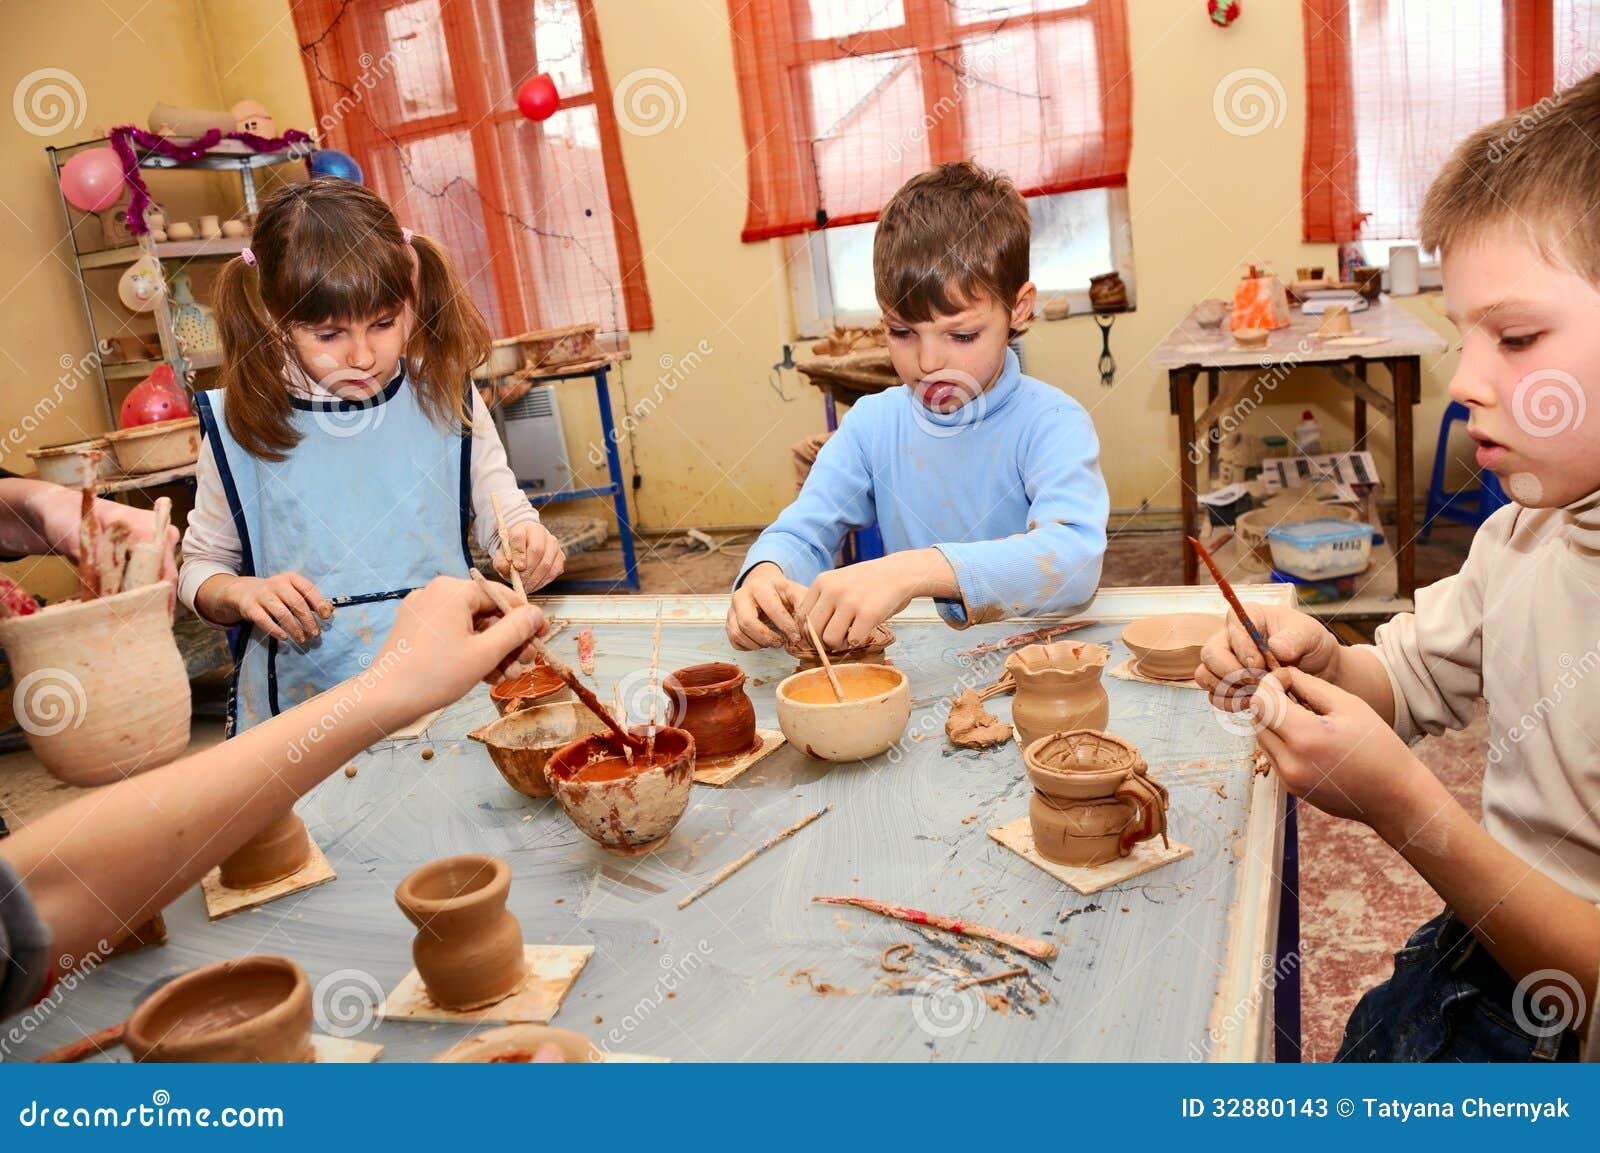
left=727, top=162, right=1109, bottom=651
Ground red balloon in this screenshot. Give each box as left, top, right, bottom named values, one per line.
left=120, top=363, right=192, bottom=428
left=517, top=73, right=560, bottom=121
left=60, top=147, right=125, bottom=212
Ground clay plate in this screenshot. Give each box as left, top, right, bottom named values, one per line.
left=1120, top=612, right=1219, bottom=682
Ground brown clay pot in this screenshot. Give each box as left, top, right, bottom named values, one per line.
left=468, top=700, right=611, bottom=798
left=1120, top=613, right=1221, bottom=681
left=394, top=855, right=526, bottom=1010
left=123, top=955, right=313, bottom=1063
left=784, top=623, right=895, bottom=672
left=545, top=726, right=694, bottom=856
left=489, top=665, right=573, bottom=715
left=664, top=662, right=757, bottom=760
left=1004, top=640, right=1110, bottom=749
left=218, top=810, right=311, bottom=889
left=0, top=583, right=189, bottom=786
left=432, top=1024, right=602, bottom=1063
left=1023, top=730, right=1169, bottom=867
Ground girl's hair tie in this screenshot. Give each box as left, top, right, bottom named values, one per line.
left=240, top=247, right=257, bottom=267
left=401, top=227, right=414, bottom=245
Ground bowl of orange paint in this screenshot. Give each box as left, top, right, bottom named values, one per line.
left=544, top=726, right=695, bottom=856
left=489, top=664, right=572, bottom=715
left=775, top=664, right=911, bottom=762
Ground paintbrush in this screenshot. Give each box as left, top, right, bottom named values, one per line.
left=645, top=601, right=662, bottom=759
left=1187, top=535, right=1301, bottom=714
left=489, top=492, right=526, bottom=601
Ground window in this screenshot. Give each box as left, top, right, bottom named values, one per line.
left=292, top=0, right=651, bottom=337
left=728, top=0, right=1134, bottom=330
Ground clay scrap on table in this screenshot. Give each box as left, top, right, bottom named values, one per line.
left=944, top=688, right=1012, bottom=748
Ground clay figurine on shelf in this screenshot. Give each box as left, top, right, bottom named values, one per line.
left=199, top=214, right=221, bottom=240
left=166, top=221, right=195, bottom=241
left=220, top=219, right=248, bottom=238
left=1023, top=729, right=1170, bottom=868
left=167, top=266, right=221, bottom=355
left=232, top=99, right=275, bottom=137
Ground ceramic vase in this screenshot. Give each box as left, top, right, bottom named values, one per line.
left=395, top=855, right=525, bottom=1010
left=664, top=662, right=756, bottom=759
left=1004, top=640, right=1110, bottom=749
left=1023, top=730, right=1169, bottom=867
left=123, top=955, right=313, bottom=1062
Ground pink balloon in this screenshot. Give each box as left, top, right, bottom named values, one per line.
left=59, top=147, right=126, bottom=213
left=517, top=73, right=560, bottom=121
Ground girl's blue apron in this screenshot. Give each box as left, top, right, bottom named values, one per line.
left=195, top=365, right=472, bottom=735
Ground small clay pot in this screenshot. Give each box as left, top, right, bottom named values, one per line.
left=123, top=955, right=313, bottom=1063
left=1023, top=730, right=1169, bottom=867
left=664, top=662, right=757, bottom=760
left=468, top=700, right=611, bottom=798
left=166, top=221, right=195, bottom=241
left=433, top=1024, right=601, bottom=1063
left=774, top=664, right=910, bottom=762
left=219, top=810, right=312, bottom=889
left=220, top=219, right=248, bottom=239
left=783, top=623, right=895, bottom=672
left=395, top=855, right=526, bottom=1011
left=545, top=727, right=694, bottom=856
left=1120, top=613, right=1220, bottom=682
left=1004, top=640, right=1110, bottom=749
left=489, top=665, right=573, bottom=715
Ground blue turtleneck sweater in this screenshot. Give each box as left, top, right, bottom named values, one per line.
left=738, top=349, right=1108, bottom=626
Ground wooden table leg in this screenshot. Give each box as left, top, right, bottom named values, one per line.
left=1173, top=369, right=1199, bottom=584
left=1353, top=361, right=1368, bottom=450
left=1393, top=358, right=1416, bottom=600
left=1206, top=368, right=1221, bottom=488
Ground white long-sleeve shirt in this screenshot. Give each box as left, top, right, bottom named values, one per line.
left=179, top=372, right=538, bottom=615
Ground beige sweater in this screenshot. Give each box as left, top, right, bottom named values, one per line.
left=1365, top=491, right=1600, bottom=1058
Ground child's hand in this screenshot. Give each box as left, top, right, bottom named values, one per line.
left=225, top=572, right=333, bottom=644
left=28, top=483, right=180, bottom=585
left=727, top=563, right=807, bottom=649
left=494, top=521, right=565, bottom=591
left=368, top=576, right=546, bottom=729
left=797, top=551, right=945, bottom=650
left=1249, top=667, right=1429, bottom=837
left=1197, top=603, right=1341, bottom=711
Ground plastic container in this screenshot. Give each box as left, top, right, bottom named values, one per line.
left=1294, top=410, right=1322, bottom=455
left=1265, top=518, right=1374, bottom=579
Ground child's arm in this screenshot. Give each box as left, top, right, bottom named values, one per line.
left=1252, top=668, right=1600, bottom=1039
left=0, top=576, right=544, bottom=986
left=467, top=386, right=564, bottom=590
left=0, top=478, right=177, bottom=582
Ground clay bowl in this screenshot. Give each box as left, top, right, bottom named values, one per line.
left=545, top=726, right=695, bottom=856
left=468, top=700, right=611, bottom=798
left=433, top=1024, right=601, bottom=1063
left=774, top=664, right=911, bottom=762
left=489, top=665, right=573, bottom=715
left=104, top=416, right=201, bottom=474
left=1232, top=327, right=1270, bottom=350
left=664, top=661, right=757, bottom=760
left=1120, top=612, right=1221, bottom=681
left=783, top=623, right=895, bottom=672
left=218, top=810, right=312, bottom=889
left=123, top=955, right=314, bottom=1063
left=1023, top=729, right=1144, bottom=801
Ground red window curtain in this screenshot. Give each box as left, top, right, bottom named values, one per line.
left=727, top=0, right=1133, bottom=243
left=1303, top=0, right=1582, bottom=244
left=291, top=0, right=652, bottom=335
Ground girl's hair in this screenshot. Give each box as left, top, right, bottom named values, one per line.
left=213, top=178, right=490, bottom=459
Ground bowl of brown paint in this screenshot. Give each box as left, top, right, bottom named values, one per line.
left=489, top=664, right=573, bottom=715
left=774, top=663, right=911, bottom=762
left=544, top=725, right=695, bottom=856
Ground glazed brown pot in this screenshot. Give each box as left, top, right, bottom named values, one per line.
left=219, top=810, right=311, bottom=890
left=123, top=955, right=313, bottom=1063
left=545, top=726, right=695, bottom=856
left=664, top=662, right=756, bottom=759
left=1023, top=730, right=1169, bottom=867
left=1004, top=640, right=1110, bottom=749
left=395, top=855, right=525, bottom=1010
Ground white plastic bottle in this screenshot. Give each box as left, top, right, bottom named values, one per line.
left=1294, top=409, right=1322, bottom=455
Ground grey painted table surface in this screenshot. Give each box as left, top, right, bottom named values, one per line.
left=9, top=588, right=1290, bottom=1063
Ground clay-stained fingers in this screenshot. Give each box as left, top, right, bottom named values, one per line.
left=753, top=579, right=799, bottom=643
left=525, top=536, right=565, bottom=590
left=250, top=595, right=298, bottom=643
left=270, top=580, right=322, bottom=641
left=813, top=601, right=857, bottom=652
left=288, top=572, right=333, bottom=619
left=727, top=593, right=783, bottom=650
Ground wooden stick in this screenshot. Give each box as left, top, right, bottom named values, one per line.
left=811, top=896, right=1058, bottom=960
left=956, top=619, right=1097, bottom=659
left=806, top=620, right=845, bottom=702
left=77, top=468, right=100, bottom=600
left=954, top=965, right=1028, bottom=991
left=121, top=496, right=171, bottom=590
left=35, top=1022, right=124, bottom=1063
left=490, top=492, right=526, bottom=601
left=646, top=602, right=662, bottom=759
left=678, top=805, right=833, bottom=910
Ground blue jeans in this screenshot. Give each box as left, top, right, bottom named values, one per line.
left=1337, top=911, right=1581, bottom=1062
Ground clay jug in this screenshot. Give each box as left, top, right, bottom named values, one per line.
left=123, top=955, right=313, bottom=1062
left=665, top=662, right=757, bottom=759
left=395, top=855, right=525, bottom=1010
left=1023, top=730, right=1169, bottom=867
left=219, top=810, right=311, bottom=889
left=1004, top=640, right=1110, bottom=749
left=0, top=583, right=190, bottom=786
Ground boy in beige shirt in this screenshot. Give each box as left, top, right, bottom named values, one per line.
left=1201, top=76, right=1600, bottom=1062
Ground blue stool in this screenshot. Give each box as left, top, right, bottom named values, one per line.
left=1421, top=401, right=1510, bottom=542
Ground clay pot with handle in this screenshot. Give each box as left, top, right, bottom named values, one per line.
left=1004, top=640, right=1110, bottom=749
left=395, top=855, right=526, bottom=1010
left=1023, top=730, right=1169, bottom=867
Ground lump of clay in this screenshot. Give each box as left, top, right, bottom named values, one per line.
left=945, top=688, right=1012, bottom=748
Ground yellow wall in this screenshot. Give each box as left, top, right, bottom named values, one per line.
left=2, top=0, right=1466, bottom=571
